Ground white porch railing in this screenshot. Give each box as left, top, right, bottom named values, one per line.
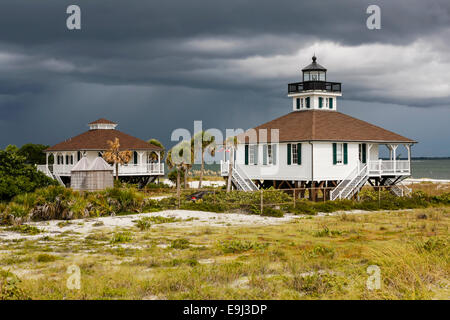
left=117, top=163, right=164, bottom=175
left=38, top=163, right=164, bottom=176
left=368, top=160, right=410, bottom=176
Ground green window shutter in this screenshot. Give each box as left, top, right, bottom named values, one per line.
left=343, top=143, right=348, bottom=164
left=333, top=143, right=337, bottom=165
left=319, top=97, right=323, bottom=108
left=306, top=97, right=310, bottom=108
left=254, top=146, right=258, bottom=165
left=362, top=143, right=367, bottom=164
left=133, top=151, right=138, bottom=164
left=273, top=144, right=277, bottom=165
left=245, top=145, right=249, bottom=165
left=296, top=98, right=300, bottom=109
left=263, top=144, right=267, bottom=165
left=329, top=98, right=333, bottom=109
left=287, top=144, right=291, bottom=165
left=297, top=143, right=302, bottom=165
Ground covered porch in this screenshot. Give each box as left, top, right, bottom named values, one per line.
left=366, top=143, right=412, bottom=177
left=38, top=150, right=164, bottom=177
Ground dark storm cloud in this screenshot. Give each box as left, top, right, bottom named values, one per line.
left=0, top=0, right=449, bottom=156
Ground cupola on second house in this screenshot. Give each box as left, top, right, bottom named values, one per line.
left=288, top=56, right=342, bottom=112
left=88, top=118, right=118, bottom=130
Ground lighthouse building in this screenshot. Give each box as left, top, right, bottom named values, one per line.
left=221, top=57, right=416, bottom=200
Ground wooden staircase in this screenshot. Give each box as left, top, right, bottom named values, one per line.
left=331, top=163, right=369, bottom=200
left=386, top=177, right=411, bottom=197
left=231, top=165, right=258, bottom=191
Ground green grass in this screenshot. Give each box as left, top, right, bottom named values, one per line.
left=110, top=232, right=133, bottom=244
left=0, top=206, right=448, bottom=300
left=6, top=225, right=41, bottom=235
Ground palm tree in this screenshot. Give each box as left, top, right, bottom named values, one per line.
left=166, top=140, right=193, bottom=200
left=225, top=136, right=238, bottom=193
left=103, top=138, right=132, bottom=181
left=192, top=131, right=216, bottom=189
left=147, top=138, right=165, bottom=162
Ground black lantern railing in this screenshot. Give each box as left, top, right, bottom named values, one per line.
left=288, top=81, right=341, bottom=94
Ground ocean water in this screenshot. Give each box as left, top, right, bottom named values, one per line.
left=411, top=159, right=450, bottom=180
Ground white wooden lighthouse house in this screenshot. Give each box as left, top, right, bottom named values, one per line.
left=221, top=56, right=416, bottom=200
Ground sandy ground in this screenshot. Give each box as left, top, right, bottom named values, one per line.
left=0, top=207, right=400, bottom=242
left=0, top=210, right=300, bottom=241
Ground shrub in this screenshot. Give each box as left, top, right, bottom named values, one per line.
left=5, top=203, right=29, bottom=218
left=421, top=238, right=447, bottom=253
left=261, top=207, right=284, bottom=217
left=0, top=269, right=29, bottom=300
left=135, top=218, right=152, bottom=231
left=110, top=232, right=132, bottom=244
left=104, top=187, right=144, bottom=213
left=314, top=226, right=343, bottom=237
left=0, top=150, right=57, bottom=201
left=36, top=254, right=57, bottom=263
left=218, top=240, right=269, bottom=253
left=7, top=225, right=41, bottom=235
left=308, top=245, right=335, bottom=258
left=170, top=238, right=190, bottom=249
left=290, top=273, right=346, bottom=296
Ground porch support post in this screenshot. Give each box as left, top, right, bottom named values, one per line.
left=390, top=144, right=398, bottom=174
left=46, top=153, right=49, bottom=167
left=406, top=144, right=411, bottom=172
left=157, top=151, right=161, bottom=173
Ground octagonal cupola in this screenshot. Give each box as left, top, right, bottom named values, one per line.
left=288, top=56, right=342, bottom=112
left=302, top=55, right=327, bottom=81
left=88, top=118, right=117, bottom=130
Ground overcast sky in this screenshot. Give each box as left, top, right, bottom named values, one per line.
left=0, top=0, right=449, bottom=156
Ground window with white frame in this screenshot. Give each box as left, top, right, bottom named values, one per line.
left=300, top=98, right=304, bottom=108
left=336, top=143, right=343, bottom=164
left=292, top=144, right=298, bottom=164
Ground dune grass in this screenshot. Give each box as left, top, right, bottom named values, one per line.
left=0, top=206, right=448, bottom=300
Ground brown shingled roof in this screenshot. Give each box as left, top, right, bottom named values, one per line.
left=88, top=118, right=117, bottom=125
left=45, top=129, right=163, bottom=152
left=238, top=110, right=416, bottom=144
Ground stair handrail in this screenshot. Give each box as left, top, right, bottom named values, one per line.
left=234, top=164, right=258, bottom=191
left=341, top=164, right=368, bottom=199
left=330, top=162, right=360, bottom=200
left=231, top=167, right=246, bottom=190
